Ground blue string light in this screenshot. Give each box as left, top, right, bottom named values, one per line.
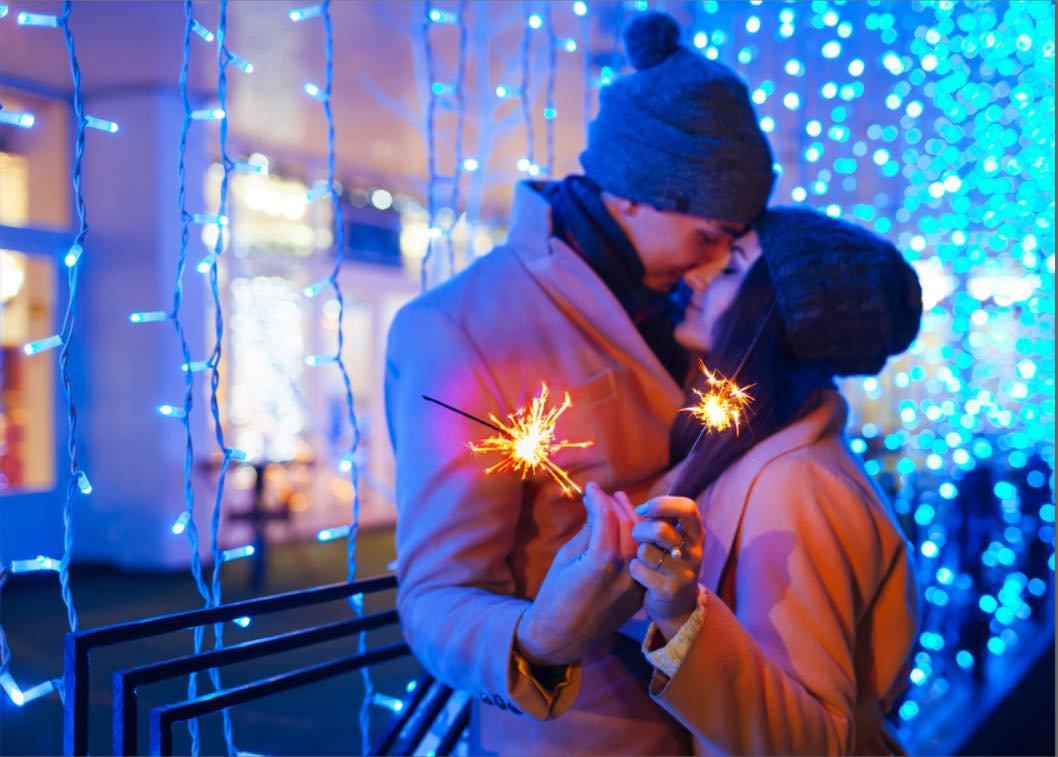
left=129, top=310, right=170, bottom=323
left=543, top=3, right=557, bottom=176
left=421, top=3, right=440, bottom=288
left=166, top=0, right=219, bottom=751
left=421, top=1, right=468, bottom=278
left=519, top=1, right=537, bottom=176
left=53, top=0, right=90, bottom=645
left=289, top=4, right=323, bottom=23
left=325, top=1, right=374, bottom=746
left=16, top=10, right=58, bottom=27
left=2, top=0, right=98, bottom=712
left=84, top=114, right=119, bottom=133
left=191, top=107, right=225, bottom=120
left=0, top=109, right=36, bottom=128
left=443, top=1, right=468, bottom=273
left=289, top=1, right=374, bottom=749
left=200, top=1, right=239, bottom=752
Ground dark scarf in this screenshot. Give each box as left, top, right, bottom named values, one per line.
left=543, top=175, right=690, bottom=384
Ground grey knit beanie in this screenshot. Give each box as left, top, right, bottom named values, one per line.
left=756, top=207, right=923, bottom=377
left=580, top=11, right=775, bottom=226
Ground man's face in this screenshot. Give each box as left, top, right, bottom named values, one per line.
left=603, top=194, right=744, bottom=291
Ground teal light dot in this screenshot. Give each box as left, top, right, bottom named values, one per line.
left=987, top=637, right=1007, bottom=655
left=994, top=481, right=1017, bottom=499
left=835, top=158, right=858, bottom=174
left=900, top=701, right=919, bottom=721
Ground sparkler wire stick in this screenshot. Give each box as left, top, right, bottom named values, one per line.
left=422, top=394, right=505, bottom=435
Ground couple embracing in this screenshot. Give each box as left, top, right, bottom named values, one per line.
left=386, top=11, right=922, bottom=757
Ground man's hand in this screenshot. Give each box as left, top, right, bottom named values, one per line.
left=515, top=482, right=645, bottom=666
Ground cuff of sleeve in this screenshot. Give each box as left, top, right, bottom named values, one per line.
left=506, top=615, right=582, bottom=720
left=641, top=587, right=708, bottom=680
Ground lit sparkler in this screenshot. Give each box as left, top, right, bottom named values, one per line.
left=423, top=384, right=593, bottom=498
left=681, top=360, right=754, bottom=435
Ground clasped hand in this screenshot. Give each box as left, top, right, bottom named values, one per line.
left=516, top=482, right=705, bottom=666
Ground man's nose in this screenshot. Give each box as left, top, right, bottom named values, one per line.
left=687, top=248, right=731, bottom=288
left=701, top=238, right=733, bottom=263
left=683, top=264, right=713, bottom=293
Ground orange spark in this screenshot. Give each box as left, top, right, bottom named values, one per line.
left=681, top=360, right=754, bottom=435
left=470, top=383, right=593, bottom=498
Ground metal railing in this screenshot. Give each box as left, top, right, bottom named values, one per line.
left=63, top=573, right=471, bottom=756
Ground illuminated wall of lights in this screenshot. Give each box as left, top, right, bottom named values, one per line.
left=667, top=0, right=1055, bottom=743
left=0, top=1, right=1052, bottom=752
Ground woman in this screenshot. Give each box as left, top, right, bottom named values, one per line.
left=621, top=208, right=923, bottom=754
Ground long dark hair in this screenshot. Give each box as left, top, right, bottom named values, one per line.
left=669, top=258, right=835, bottom=498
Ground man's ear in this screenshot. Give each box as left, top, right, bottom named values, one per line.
left=600, top=193, right=639, bottom=226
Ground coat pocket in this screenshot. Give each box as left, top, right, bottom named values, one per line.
left=565, top=366, right=618, bottom=407
left=544, top=367, right=621, bottom=483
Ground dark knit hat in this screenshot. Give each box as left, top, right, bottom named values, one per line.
left=580, top=11, right=776, bottom=226
left=756, top=207, right=923, bottom=377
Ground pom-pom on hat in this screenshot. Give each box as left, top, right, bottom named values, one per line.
left=756, top=207, right=924, bottom=377
left=580, top=11, right=776, bottom=226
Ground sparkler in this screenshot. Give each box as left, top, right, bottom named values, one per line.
left=681, top=361, right=754, bottom=436
left=423, top=383, right=593, bottom=498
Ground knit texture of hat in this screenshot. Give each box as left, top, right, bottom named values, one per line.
left=755, top=207, right=923, bottom=376
left=580, top=11, right=775, bottom=226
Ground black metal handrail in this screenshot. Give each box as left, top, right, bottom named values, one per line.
left=64, top=573, right=397, bottom=755
left=113, top=610, right=399, bottom=755
left=148, top=642, right=411, bottom=756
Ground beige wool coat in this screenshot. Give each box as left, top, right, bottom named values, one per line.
left=648, top=390, right=920, bottom=755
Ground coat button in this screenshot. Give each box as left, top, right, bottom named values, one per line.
left=479, top=692, right=493, bottom=706
left=507, top=702, right=523, bottom=716
left=491, top=695, right=508, bottom=711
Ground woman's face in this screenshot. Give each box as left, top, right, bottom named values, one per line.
left=674, top=230, right=764, bottom=354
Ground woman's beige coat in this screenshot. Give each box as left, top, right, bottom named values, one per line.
left=649, top=390, right=920, bottom=755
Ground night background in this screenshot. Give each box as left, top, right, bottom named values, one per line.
left=0, top=1, right=1053, bottom=754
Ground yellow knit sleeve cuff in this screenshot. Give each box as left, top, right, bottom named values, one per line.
left=641, top=588, right=707, bottom=679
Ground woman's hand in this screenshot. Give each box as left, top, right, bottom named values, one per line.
left=627, top=495, right=705, bottom=641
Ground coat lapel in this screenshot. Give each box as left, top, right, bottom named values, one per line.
left=698, top=392, right=850, bottom=592
left=505, top=182, right=685, bottom=410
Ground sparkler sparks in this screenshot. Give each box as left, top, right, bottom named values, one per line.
left=682, top=360, right=754, bottom=435
left=467, top=383, right=593, bottom=498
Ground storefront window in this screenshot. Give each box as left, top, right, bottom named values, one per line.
left=0, top=250, right=56, bottom=493
left=0, top=86, right=69, bottom=229
left=203, top=159, right=420, bottom=535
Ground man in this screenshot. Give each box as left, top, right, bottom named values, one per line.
left=385, top=11, right=774, bottom=755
